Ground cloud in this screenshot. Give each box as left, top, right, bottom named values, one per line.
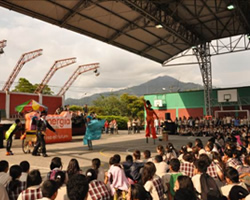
left=0, top=7, right=250, bottom=99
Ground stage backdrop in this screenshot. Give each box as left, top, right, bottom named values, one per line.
left=25, top=111, right=72, bottom=143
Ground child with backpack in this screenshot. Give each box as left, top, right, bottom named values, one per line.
left=192, top=159, right=222, bottom=200
left=47, top=157, right=65, bottom=181
left=162, top=158, right=182, bottom=200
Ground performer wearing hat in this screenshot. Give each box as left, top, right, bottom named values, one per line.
left=143, top=99, right=158, bottom=140
left=32, top=111, right=56, bottom=157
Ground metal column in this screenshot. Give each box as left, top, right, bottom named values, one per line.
left=193, top=43, right=212, bottom=116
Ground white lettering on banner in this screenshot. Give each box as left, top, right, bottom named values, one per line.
left=46, top=116, right=71, bottom=129
left=46, top=134, right=69, bottom=141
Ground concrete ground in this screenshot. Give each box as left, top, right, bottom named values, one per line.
left=0, top=130, right=208, bottom=179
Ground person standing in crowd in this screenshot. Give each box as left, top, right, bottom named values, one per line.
left=132, top=118, right=137, bottom=134
left=109, top=120, right=114, bottom=134
left=32, top=111, right=56, bottom=157
left=113, top=119, right=118, bottom=134
left=154, top=118, right=159, bottom=135
left=127, top=119, right=132, bottom=134
left=143, top=99, right=159, bottom=139
left=83, top=104, right=88, bottom=114
left=5, top=119, right=22, bottom=156
left=104, top=120, right=109, bottom=134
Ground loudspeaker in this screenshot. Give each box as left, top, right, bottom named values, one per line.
left=165, top=113, right=171, bottom=120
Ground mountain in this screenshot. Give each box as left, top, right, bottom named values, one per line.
left=65, top=75, right=203, bottom=105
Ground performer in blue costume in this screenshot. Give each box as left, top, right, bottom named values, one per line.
left=83, top=115, right=105, bottom=150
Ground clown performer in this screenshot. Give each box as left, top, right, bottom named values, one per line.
left=143, top=99, right=159, bottom=143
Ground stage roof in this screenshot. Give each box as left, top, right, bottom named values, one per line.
left=1, top=0, right=249, bottom=64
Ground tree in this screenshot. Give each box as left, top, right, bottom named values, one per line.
left=33, top=84, right=54, bottom=95
left=92, top=93, right=144, bottom=119
left=12, top=78, right=35, bottom=93
left=12, top=78, right=54, bottom=95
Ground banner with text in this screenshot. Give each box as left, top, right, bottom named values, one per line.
left=25, top=111, right=72, bottom=143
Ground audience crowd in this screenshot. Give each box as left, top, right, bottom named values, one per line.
left=174, top=115, right=249, bottom=137
left=1, top=117, right=250, bottom=200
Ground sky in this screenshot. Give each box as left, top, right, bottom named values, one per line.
left=0, top=7, right=250, bottom=99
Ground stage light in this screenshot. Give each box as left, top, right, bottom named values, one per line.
left=93, top=69, right=100, bottom=76
left=192, top=46, right=198, bottom=53
left=155, top=24, right=163, bottom=29
left=227, top=4, right=235, bottom=10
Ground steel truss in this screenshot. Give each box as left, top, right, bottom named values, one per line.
left=163, top=34, right=250, bottom=116
left=163, top=34, right=250, bottom=66
left=34, top=57, right=76, bottom=94
left=57, top=63, right=100, bottom=96
left=193, top=43, right=212, bottom=116
left=2, top=49, right=43, bottom=92
left=119, top=0, right=201, bottom=46
left=0, top=40, right=7, bottom=54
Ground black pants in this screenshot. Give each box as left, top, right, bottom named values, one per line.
left=6, top=138, right=12, bottom=152
left=33, top=133, right=46, bottom=155
left=6, top=132, right=14, bottom=152
left=87, top=140, right=93, bottom=150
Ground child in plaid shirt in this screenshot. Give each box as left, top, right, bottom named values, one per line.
left=6, top=165, right=26, bottom=200
left=86, top=169, right=111, bottom=200
left=17, top=170, right=42, bottom=200
left=142, top=162, right=164, bottom=200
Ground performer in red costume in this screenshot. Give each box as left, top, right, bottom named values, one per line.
left=143, top=99, right=159, bottom=140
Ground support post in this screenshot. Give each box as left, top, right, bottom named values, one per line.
left=61, top=95, right=65, bottom=106
left=39, top=93, right=43, bottom=104
left=193, top=43, right=212, bottom=116
left=5, top=91, right=10, bottom=119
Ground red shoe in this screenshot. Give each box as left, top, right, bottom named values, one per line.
left=6, top=152, right=11, bottom=156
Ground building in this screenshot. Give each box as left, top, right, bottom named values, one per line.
left=144, top=86, right=250, bottom=121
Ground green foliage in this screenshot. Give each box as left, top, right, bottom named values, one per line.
left=88, top=106, right=104, bottom=115
left=98, top=115, right=129, bottom=130
left=12, top=78, right=53, bottom=94
left=91, top=93, right=144, bottom=120
left=69, top=105, right=83, bottom=112
left=12, top=78, right=34, bottom=93
left=33, top=84, right=54, bottom=95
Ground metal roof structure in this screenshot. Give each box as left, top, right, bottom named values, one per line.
left=0, top=0, right=249, bottom=64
